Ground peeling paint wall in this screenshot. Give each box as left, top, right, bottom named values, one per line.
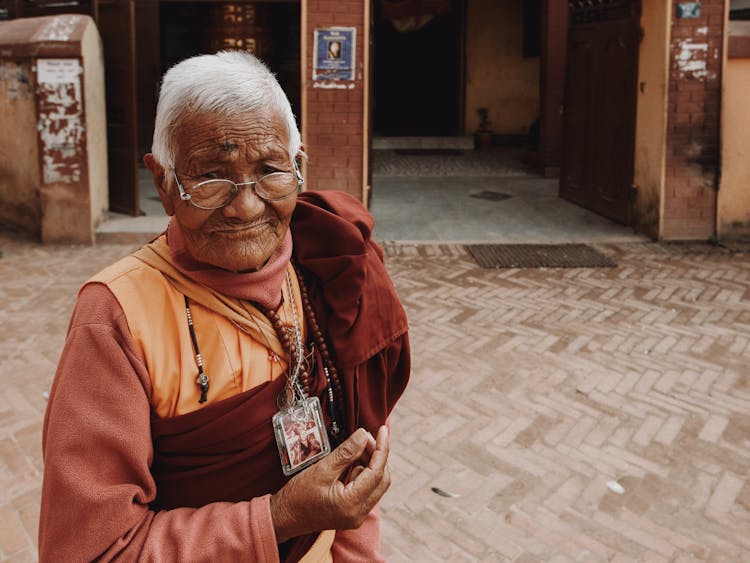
left=32, top=14, right=82, bottom=42
left=0, top=60, right=41, bottom=234
left=0, top=61, right=32, bottom=99
left=36, top=58, right=85, bottom=185
left=662, top=0, right=725, bottom=240
left=0, top=15, right=106, bottom=244
left=675, top=38, right=712, bottom=78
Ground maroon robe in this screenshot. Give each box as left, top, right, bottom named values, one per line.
left=147, top=191, right=410, bottom=561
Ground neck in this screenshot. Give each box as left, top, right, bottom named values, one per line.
left=166, top=219, right=293, bottom=309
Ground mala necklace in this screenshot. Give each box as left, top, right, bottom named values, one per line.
left=259, top=264, right=345, bottom=439
left=183, top=264, right=345, bottom=438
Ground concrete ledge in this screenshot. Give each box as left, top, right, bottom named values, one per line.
left=95, top=231, right=161, bottom=245
left=95, top=212, right=168, bottom=245
left=372, top=136, right=475, bottom=150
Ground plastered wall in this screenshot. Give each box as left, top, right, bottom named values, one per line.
left=633, top=0, right=670, bottom=238
left=0, top=60, right=40, bottom=234
left=0, top=15, right=108, bottom=244
left=719, top=57, right=750, bottom=239
left=82, top=20, right=109, bottom=231
left=465, top=0, right=539, bottom=135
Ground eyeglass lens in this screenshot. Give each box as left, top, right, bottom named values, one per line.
left=189, top=173, right=299, bottom=209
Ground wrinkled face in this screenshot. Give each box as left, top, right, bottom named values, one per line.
left=147, top=109, right=298, bottom=272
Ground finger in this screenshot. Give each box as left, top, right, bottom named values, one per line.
left=357, top=431, right=378, bottom=467
left=348, top=465, right=366, bottom=482
left=321, top=428, right=372, bottom=475
left=343, top=461, right=390, bottom=510
left=365, top=430, right=377, bottom=452
left=366, top=426, right=390, bottom=471
left=343, top=426, right=390, bottom=494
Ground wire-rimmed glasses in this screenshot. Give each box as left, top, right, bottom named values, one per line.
left=173, top=164, right=304, bottom=210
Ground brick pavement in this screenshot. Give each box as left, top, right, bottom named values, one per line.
left=1, top=233, right=749, bottom=561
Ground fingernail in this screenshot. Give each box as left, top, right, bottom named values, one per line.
left=353, top=427, right=369, bottom=444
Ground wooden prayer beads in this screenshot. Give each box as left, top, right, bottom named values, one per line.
left=259, top=263, right=346, bottom=437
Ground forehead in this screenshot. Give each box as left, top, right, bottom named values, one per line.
left=172, top=108, right=290, bottom=164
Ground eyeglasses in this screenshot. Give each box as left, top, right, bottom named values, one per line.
left=172, top=164, right=304, bottom=210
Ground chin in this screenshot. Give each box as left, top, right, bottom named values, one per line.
left=206, top=239, right=277, bottom=272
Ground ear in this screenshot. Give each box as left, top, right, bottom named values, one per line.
left=294, top=146, right=307, bottom=169
left=144, top=153, right=175, bottom=216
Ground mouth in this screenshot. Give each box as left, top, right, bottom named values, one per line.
left=211, top=222, right=271, bottom=238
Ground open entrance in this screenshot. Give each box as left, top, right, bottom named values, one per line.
left=369, top=0, right=640, bottom=243
left=130, top=1, right=301, bottom=219
left=373, top=0, right=464, bottom=136
left=157, top=2, right=301, bottom=128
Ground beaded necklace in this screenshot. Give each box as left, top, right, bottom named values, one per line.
left=183, top=263, right=345, bottom=439
left=259, top=264, right=345, bottom=440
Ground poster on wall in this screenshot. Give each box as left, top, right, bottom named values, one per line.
left=313, top=27, right=355, bottom=81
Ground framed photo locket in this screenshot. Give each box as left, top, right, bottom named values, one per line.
left=273, top=396, right=332, bottom=476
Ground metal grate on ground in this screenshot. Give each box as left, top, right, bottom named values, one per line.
left=393, top=149, right=466, bottom=156
left=465, top=243, right=617, bottom=268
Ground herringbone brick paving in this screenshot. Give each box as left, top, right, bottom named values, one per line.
left=1, top=233, right=749, bottom=561
left=379, top=241, right=750, bottom=562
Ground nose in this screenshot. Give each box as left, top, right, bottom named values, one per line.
left=221, top=180, right=265, bottom=220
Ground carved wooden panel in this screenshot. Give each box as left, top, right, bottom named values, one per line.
left=568, top=0, right=633, bottom=25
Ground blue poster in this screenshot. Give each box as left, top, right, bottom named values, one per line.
left=313, top=27, right=356, bottom=81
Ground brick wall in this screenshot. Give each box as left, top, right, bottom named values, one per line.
left=303, top=0, right=366, bottom=200
left=663, top=0, right=725, bottom=240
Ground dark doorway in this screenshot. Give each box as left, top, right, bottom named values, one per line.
left=560, top=0, right=641, bottom=225
left=373, top=0, right=464, bottom=136
left=158, top=2, right=301, bottom=129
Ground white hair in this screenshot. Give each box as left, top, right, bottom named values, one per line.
left=151, top=51, right=301, bottom=168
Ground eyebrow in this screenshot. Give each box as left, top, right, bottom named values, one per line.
left=220, top=142, right=239, bottom=153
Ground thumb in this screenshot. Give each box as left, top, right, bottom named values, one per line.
left=324, top=428, right=371, bottom=474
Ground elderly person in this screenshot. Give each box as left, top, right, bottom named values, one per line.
left=39, top=51, right=410, bottom=562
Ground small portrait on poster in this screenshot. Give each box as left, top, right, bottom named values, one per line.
left=313, top=27, right=355, bottom=81
left=327, top=40, right=342, bottom=60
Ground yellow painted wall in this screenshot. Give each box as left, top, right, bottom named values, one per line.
left=465, top=0, right=539, bottom=135
left=633, top=0, right=670, bottom=239
left=82, top=20, right=109, bottom=231
left=719, top=57, right=750, bottom=239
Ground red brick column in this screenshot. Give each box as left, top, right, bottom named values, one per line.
left=663, top=0, right=725, bottom=240
left=302, top=0, right=366, bottom=201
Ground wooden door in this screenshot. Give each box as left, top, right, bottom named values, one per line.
left=560, top=0, right=641, bottom=225
left=97, top=0, right=139, bottom=215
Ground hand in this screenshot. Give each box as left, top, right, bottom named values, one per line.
left=270, top=425, right=390, bottom=542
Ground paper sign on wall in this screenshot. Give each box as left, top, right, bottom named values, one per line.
left=37, top=59, right=81, bottom=84
left=313, top=27, right=355, bottom=81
